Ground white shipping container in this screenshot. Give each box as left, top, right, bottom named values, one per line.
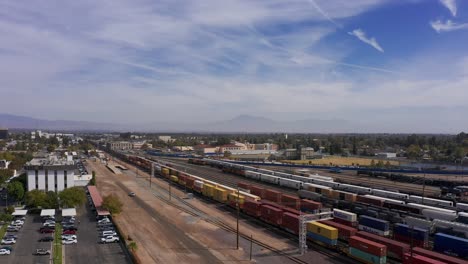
left=245, top=171, right=260, bottom=180
left=260, top=174, right=279, bottom=184
left=404, top=216, right=433, bottom=231
left=422, top=209, right=457, bottom=221
left=194, top=180, right=204, bottom=188
left=371, top=189, right=409, bottom=200
left=333, top=208, right=357, bottom=222
left=433, top=219, right=468, bottom=238
left=278, top=178, right=302, bottom=189
left=456, top=203, right=468, bottom=211
left=409, top=195, right=454, bottom=207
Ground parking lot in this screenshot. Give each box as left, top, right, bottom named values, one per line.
left=64, top=197, right=130, bottom=264
left=1, top=215, right=51, bottom=264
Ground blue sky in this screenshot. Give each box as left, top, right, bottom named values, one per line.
left=1, top=0, right=468, bottom=133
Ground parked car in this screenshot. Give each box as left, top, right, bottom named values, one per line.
left=128, top=192, right=136, bottom=197
left=3, top=234, right=17, bottom=239
left=6, top=227, right=19, bottom=232
left=62, top=230, right=76, bottom=235
left=33, top=249, right=51, bottom=255
left=63, top=226, right=77, bottom=231
left=43, top=223, right=55, bottom=227
left=1, top=238, right=16, bottom=245
left=100, top=236, right=119, bottom=243
left=0, top=246, right=13, bottom=252
left=40, top=228, right=54, bottom=234
left=0, top=248, right=11, bottom=255
left=61, top=235, right=77, bottom=240
left=101, top=231, right=117, bottom=236
left=38, top=236, right=54, bottom=242
left=62, top=239, right=77, bottom=245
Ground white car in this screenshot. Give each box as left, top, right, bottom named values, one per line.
left=101, top=236, right=119, bottom=243
left=12, top=220, right=24, bottom=225
left=61, top=235, right=77, bottom=240
left=0, top=248, right=11, bottom=255
left=101, top=231, right=117, bottom=236
left=1, top=238, right=16, bottom=245
left=62, top=239, right=77, bottom=245
left=98, top=218, right=110, bottom=224
left=43, top=223, right=55, bottom=227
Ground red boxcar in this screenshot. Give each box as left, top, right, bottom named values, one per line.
left=260, top=205, right=283, bottom=226
left=356, top=195, right=384, bottom=207
left=394, top=233, right=427, bottom=248
left=264, top=189, right=282, bottom=203
left=412, top=247, right=467, bottom=264
left=250, top=186, right=265, bottom=198
left=243, top=200, right=262, bottom=218
left=333, top=218, right=358, bottom=227
left=283, top=207, right=300, bottom=216
left=357, top=231, right=410, bottom=260
left=403, top=253, right=446, bottom=264
left=281, top=194, right=301, bottom=210
left=185, top=177, right=195, bottom=190
left=320, top=220, right=357, bottom=241
left=349, top=236, right=387, bottom=257
left=281, top=212, right=299, bottom=235
left=300, top=199, right=322, bottom=213
left=237, top=182, right=251, bottom=190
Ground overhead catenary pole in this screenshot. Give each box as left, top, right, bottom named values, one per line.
left=150, top=162, right=153, bottom=188
left=250, top=234, right=253, bottom=260
left=236, top=187, right=240, bottom=250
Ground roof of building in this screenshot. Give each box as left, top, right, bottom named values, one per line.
left=62, top=208, right=76, bottom=217
left=87, top=186, right=103, bottom=207
left=220, top=144, right=240, bottom=148
left=40, top=209, right=55, bottom=217
left=194, top=144, right=214, bottom=148
left=12, top=209, right=28, bottom=216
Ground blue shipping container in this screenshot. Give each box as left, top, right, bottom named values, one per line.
left=359, top=216, right=389, bottom=231
left=394, top=223, right=429, bottom=242
left=349, top=247, right=386, bottom=264
left=307, top=232, right=337, bottom=246
left=433, top=233, right=468, bottom=258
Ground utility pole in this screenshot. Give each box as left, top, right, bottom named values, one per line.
left=421, top=170, right=426, bottom=205
left=249, top=234, right=253, bottom=260
left=236, top=187, right=240, bottom=250
left=169, top=182, right=172, bottom=201
left=150, top=163, right=153, bottom=188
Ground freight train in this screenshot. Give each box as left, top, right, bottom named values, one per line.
left=121, top=154, right=468, bottom=263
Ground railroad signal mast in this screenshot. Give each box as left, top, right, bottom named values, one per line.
left=299, top=210, right=333, bottom=255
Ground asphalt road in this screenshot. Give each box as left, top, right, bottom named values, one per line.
left=2, top=215, right=51, bottom=264
left=64, top=202, right=130, bottom=264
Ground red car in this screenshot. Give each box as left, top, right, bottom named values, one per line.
left=40, top=229, right=54, bottom=234
left=62, top=230, right=76, bottom=235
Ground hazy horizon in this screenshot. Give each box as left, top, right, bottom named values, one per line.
left=1, top=1, right=468, bottom=132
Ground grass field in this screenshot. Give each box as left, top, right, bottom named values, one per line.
left=284, top=156, right=400, bottom=167
left=53, top=223, right=62, bottom=264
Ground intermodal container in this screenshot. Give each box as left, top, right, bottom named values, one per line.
left=320, top=220, right=357, bottom=241
left=237, top=182, right=251, bottom=190
left=301, top=199, right=322, bottom=213
left=358, top=216, right=390, bottom=236
left=260, top=205, right=283, bottom=226
left=307, top=231, right=337, bottom=246
left=250, top=186, right=265, bottom=198
left=349, top=247, right=387, bottom=264
left=264, top=189, right=282, bottom=203
left=185, top=177, right=195, bottom=189
left=170, top=175, right=178, bottom=183
left=349, top=236, right=387, bottom=257
left=282, top=212, right=299, bottom=235
left=402, top=253, right=447, bottom=264
left=357, top=231, right=410, bottom=260
left=161, top=168, right=170, bottom=176
left=243, top=200, right=261, bottom=218
left=412, top=247, right=467, bottom=264
left=393, top=223, right=429, bottom=248
left=321, top=188, right=333, bottom=197
left=357, top=195, right=385, bottom=207
left=228, top=193, right=244, bottom=209
left=433, top=233, right=468, bottom=258
left=178, top=174, right=186, bottom=186
left=307, top=222, right=338, bottom=240
left=333, top=217, right=358, bottom=227
left=281, top=194, right=301, bottom=210
left=333, top=208, right=357, bottom=222
left=193, top=180, right=203, bottom=193
left=202, top=183, right=215, bottom=198
left=213, top=188, right=228, bottom=203
left=332, top=190, right=357, bottom=202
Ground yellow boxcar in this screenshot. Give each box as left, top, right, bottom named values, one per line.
left=161, top=168, right=169, bottom=176
left=228, top=193, right=245, bottom=208
left=170, top=175, right=178, bottom=183
left=213, top=188, right=228, bottom=203
left=307, top=222, right=338, bottom=240
left=202, top=184, right=215, bottom=198
left=179, top=180, right=186, bottom=186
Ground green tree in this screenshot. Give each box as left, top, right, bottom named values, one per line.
left=102, top=194, right=123, bottom=215
left=7, top=181, right=25, bottom=201
left=45, top=191, right=59, bottom=209
left=47, top=144, right=56, bottom=153
left=128, top=241, right=138, bottom=252
left=89, top=171, right=96, bottom=186
left=25, top=190, right=47, bottom=208
left=376, top=160, right=384, bottom=168
left=385, top=161, right=391, bottom=168
left=4, top=206, right=15, bottom=215
left=370, top=159, right=376, bottom=167
left=59, top=187, right=86, bottom=208
left=407, top=144, right=422, bottom=159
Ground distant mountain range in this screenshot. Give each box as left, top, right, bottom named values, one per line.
left=0, top=113, right=367, bottom=133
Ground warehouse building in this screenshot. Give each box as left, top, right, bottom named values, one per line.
left=24, top=156, right=77, bottom=192
left=106, top=141, right=133, bottom=151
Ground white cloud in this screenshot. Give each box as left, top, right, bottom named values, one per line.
left=430, top=19, right=468, bottom=33
left=348, top=28, right=384, bottom=52
left=439, top=0, right=457, bottom=17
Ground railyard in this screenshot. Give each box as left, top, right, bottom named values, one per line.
left=90, top=156, right=356, bottom=263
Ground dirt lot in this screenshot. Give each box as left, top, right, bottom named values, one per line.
left=88, top=158, right=352, bottom=264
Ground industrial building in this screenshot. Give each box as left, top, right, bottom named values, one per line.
left=0, top=128, right=8, bottom=139
left=375, top=152, right=397, bottom=159
left=24, top=156, right=77, bottom=192
left=106, top=141, right=133, bottom=151
left=282, top=147, right=316, bottom=160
